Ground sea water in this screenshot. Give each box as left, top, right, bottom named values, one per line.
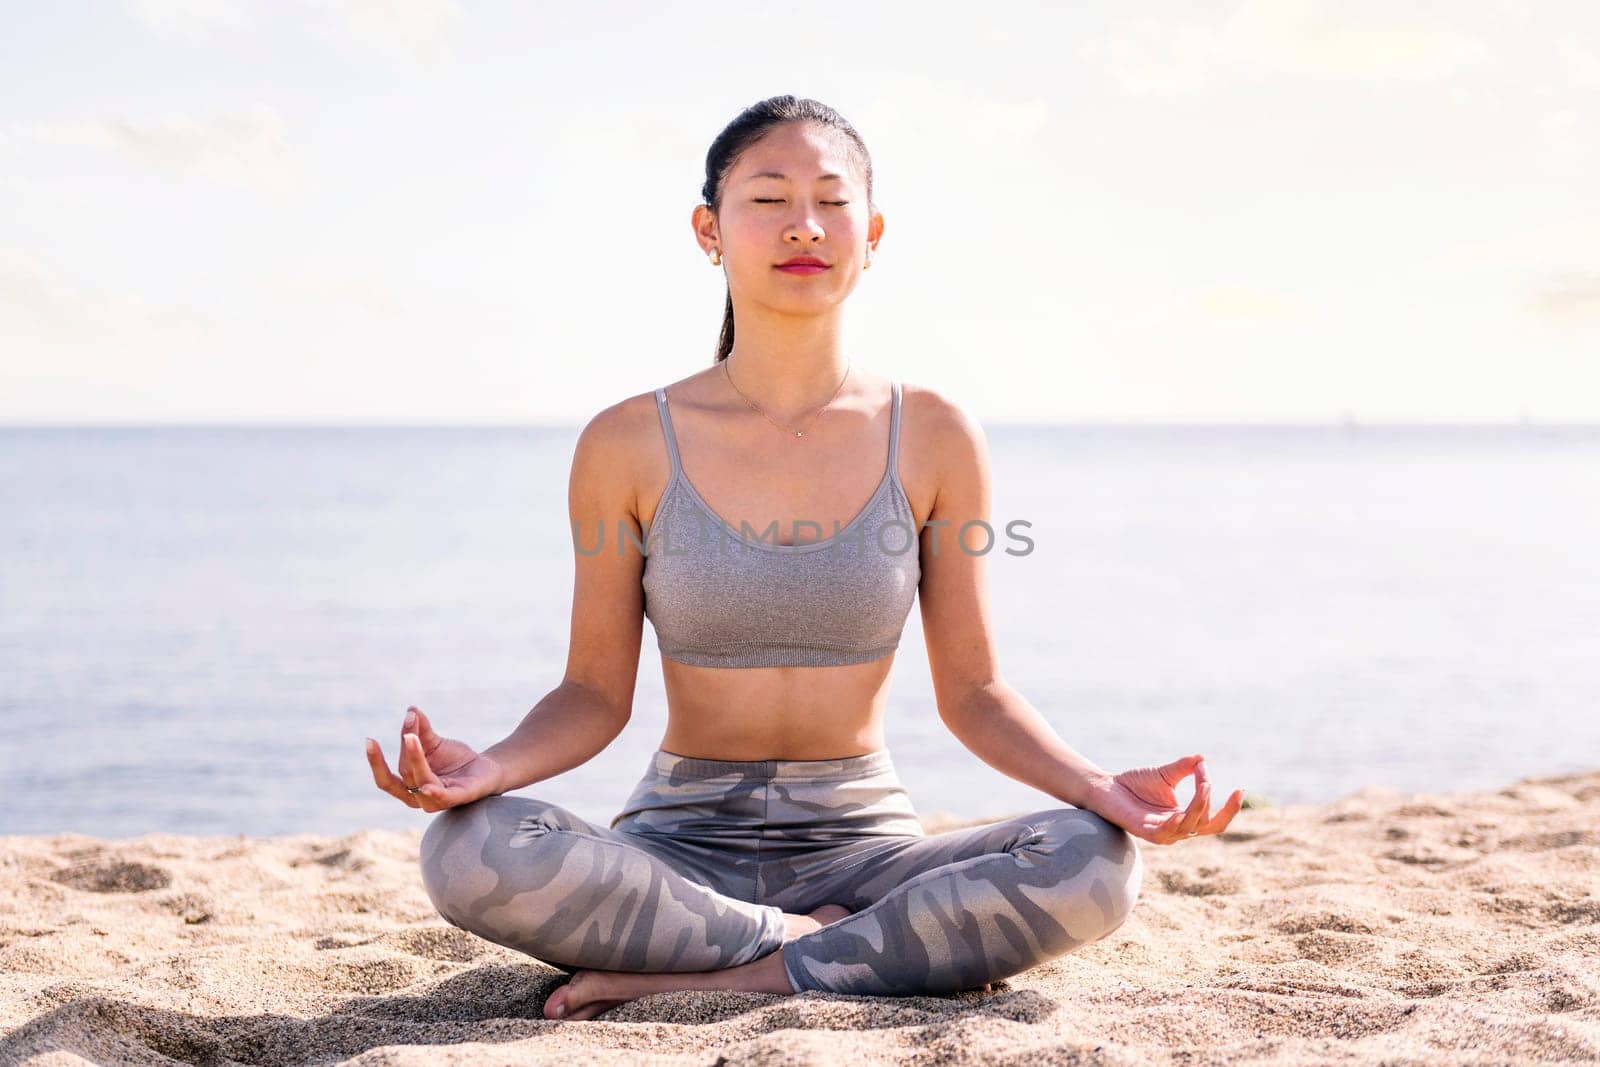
left=2, top=422, right=1596, bottom=837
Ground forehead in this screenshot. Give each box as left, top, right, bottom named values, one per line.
left=729, top=122, right=864, bottom=186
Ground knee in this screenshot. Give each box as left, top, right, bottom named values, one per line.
left=417, top=795, right=510, bottom=927
left=418, top=795, right=578, bottom=928
left=1024, top=807, right=1143, bottom=939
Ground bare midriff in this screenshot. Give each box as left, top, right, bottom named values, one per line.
left=656, top=652, right=895, bottom=761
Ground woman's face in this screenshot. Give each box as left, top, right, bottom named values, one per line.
left=696, top=121, right=882, bottom=316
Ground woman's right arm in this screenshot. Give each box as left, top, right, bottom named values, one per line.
left=479, top=398, right=651, bottom=794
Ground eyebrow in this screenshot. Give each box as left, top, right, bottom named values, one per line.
left=743, top=170, right=846, bottom=182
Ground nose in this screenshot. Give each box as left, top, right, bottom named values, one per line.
left=784, top=210, right=826, bottom=243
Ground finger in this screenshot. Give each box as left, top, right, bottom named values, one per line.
left=397, top=711, right=438, bottom=790
left=411, top=705, right=436, bottom=744
left=1201, top=789, right=1246, bottom=835
left=373, top=734, right=448, bottom=811
left=411, top=781, right=447, bottom=812
left=365, top=737, right=410, bottom=797
left=1151, top=811, right=1189, bottom=844
left=365, top=739, right=422, bottom=808
left=1160, top=752, right=1204, bottom=788
left=1176, top=759, right=1213, bottom=837
left=390, top=735, right=447, bottom=809
left=398, top=709, right=421, bottom=779
left=1167, top=761, right=1207, bottom=838
left=403, top=732, right=446, bottom=792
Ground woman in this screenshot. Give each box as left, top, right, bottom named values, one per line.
left=363, top=95, right=1243, bottom=1022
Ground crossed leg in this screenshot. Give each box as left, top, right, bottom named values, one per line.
left=765, top=806, right=1144, bottom=996
left=420, top=796, right=1142, bottom=1019
left=418, top=794, right=795, bottom=974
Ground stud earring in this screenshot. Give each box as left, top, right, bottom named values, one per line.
left=708, top=248, right=722, bottom=266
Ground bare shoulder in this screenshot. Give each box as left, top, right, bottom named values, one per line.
left=895, top=381, right=988, bottom=526
left=899, top=380, right=989, bottom=481
left=569, top=389, right=671, bottom=520
left=578, top=388, right=661, bottom=443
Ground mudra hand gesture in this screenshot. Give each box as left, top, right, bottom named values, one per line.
left=363, top=706, right=507, bottom=813
left=1090, top=753, right=1243, bottom=845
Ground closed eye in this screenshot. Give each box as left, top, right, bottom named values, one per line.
left=753, top=199, right=850, bottom=205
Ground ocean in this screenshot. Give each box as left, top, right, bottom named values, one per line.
left=3, top=422, right=1597, bottom=838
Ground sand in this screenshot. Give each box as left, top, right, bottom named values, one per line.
left=3, top=768, right=1598, bottom=1066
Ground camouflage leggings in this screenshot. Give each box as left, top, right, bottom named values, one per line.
left=418, top=748, right=1143, bottom=997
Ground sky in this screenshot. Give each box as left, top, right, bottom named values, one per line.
left=1, top=0, right=1597, bottom=425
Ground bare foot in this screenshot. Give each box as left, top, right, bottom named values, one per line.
left=543, top=969, right=636, bottom=1022
left=539, top=938, right=993, bottom=1021
left=543, top=919, right=829, bottom=1022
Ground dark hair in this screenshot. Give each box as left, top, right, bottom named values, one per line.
left=701, top=95, right=877, bottom=363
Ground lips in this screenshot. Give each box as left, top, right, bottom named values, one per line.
left=777, top=257, right=827, bottom=268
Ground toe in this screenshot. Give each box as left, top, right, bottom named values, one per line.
left=549, top=971, right=621, bottom=1022
left=568, top=999, right=619, bottom=1022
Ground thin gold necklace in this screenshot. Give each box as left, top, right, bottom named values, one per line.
left=723, top=358, right=851, bottom=438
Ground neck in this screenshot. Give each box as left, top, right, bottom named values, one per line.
left=723, top=308, right=851, bottom=413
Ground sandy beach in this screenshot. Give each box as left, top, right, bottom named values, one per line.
left=3, top=769, right=1598, bottom=1066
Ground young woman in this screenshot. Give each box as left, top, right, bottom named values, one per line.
left=363, top=95, right=1243, bottom=1022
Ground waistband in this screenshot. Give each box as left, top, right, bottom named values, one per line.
left=647, top=746, right=898, bottom=783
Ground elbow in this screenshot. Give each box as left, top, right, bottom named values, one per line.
left=937, top=695, right=984, bottom=739
left=935, top=675, right=1004, bottom=729
left=561, top=677, right=632, bottom=729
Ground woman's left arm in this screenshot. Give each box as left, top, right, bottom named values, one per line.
left=914, top=389, right=1243, bottom=843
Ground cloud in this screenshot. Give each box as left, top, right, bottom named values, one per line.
left=1429, top=218, right=1600, bottom=275
left=124, top=0, right=461, bottom=62
left=854, top=75, right=1053, bottom=190
left=1538, top=108, right=1586, bottom=156
left=1231, top=1, right=1491, bottom=81
left=858, top=75, right=1050, bottom=146
left=1094, top=283, right=1317, bottom=370
left=267, top=271, right=409, bottom=317
left=0, top=106, right=298, bottom=195
left=301, top=0, right=462, bottom=63
left=1081, top=0, right=1490, bottom=95
left=1557, top=37, right=1600, bottom=89
left=125, top=0, right=247, bottom=35
left=1175, top=284, right=1313, bottom=327
left=1524, top=272, right=1600, bottom=339
left=0, top=247, right=211, bottom=376
left=1078, top=20, right=1221, bottom=95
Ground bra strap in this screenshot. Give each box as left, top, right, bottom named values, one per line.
left=654, top=388, right=683, bottom=476
left=888, top=380, right=902, bottom=472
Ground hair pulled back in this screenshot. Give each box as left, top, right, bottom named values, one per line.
left=701, top=95, right=876, bottom=363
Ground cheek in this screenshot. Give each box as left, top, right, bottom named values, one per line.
left=727, top=214, right=776, bottom=246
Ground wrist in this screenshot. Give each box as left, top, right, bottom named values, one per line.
left=481, top=750, right=516, bottom=796
left=1074, top=769, right=1116, bottom=810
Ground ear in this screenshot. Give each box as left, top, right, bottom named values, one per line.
left=691, top=203, right=720, bottom=254
left=867, top=209, right=885, bottom=251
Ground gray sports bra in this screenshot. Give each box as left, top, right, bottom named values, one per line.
left=641, top=380, right=921, bottom=668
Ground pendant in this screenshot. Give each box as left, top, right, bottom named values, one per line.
left=795, top=431, right=803, bottom=437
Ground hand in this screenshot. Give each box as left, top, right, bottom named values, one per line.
left=363, top=706, right=507, bottom=813
left=1087, top=753, right=1243, bottom=845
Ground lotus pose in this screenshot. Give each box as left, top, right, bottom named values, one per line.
left=363, top=95, right=1243, bottom=1022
